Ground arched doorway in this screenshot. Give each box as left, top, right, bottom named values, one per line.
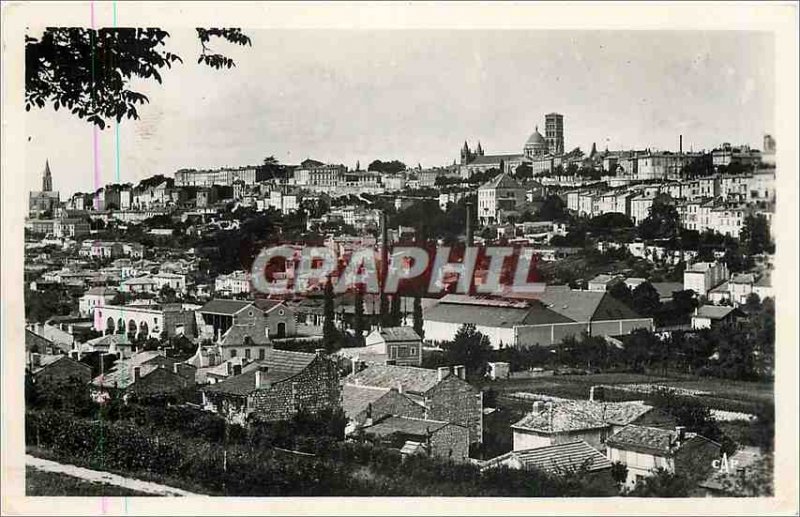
left=128, top=319, right=137, bottom=338
left=276, top=322, right=286, bottom=338
left=106, top=317, right=115, bottom=335
left=139, top=321, right=149, bottom=340
left=117, top=318, right=125, bottom=334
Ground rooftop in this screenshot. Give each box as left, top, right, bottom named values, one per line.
left=361, top=416, right=452, bottom=437
left=512, top=399, right=652, bottom=434
left=199, top=299, right=254, bottom=315
left=344, top=364, right=449, bottom=395
left=202, top=349, right=318, bottom=396
left=482, top=441, right=613, bottom=475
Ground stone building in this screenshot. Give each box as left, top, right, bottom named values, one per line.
left=27, top=353, right=92, bottom=386
left=360, top=416, right=470, bottom=462
left=342, top=384, right=426, bottom=433
left=344, top=364, right=483, bottom=444
left=91, top=351, right=195, bottom=400
left=201, top=349, right=341, bottom=425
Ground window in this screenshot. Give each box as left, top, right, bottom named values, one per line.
left=410, top=347, right=416, bottom=356
left=245, top=349, right=251, bottom=359
left=230, top=349, right=237, bottom=358
left=258, top=348, right=265, bottom=360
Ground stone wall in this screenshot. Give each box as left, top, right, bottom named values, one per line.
left=129, top=367, right=192, bottom=396
left=34, top=358, right=92, bottom=386
left=425, top=376, right=483, bottom=444
left=248, top=356, right=341, bottom=421
left=430, top=423, right=470, bottom=462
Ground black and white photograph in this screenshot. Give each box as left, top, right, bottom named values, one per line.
left=1, top=2, right=798, bottom=515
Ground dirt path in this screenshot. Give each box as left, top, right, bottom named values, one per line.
left=26, top=455, right=205, bottom=497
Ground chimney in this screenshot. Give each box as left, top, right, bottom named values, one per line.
left=547, top=402, right=554, bottom=430
left=233, top=364, right=242, bottom=376
left=396, top=381, right=403, bottom=394
left=533, top=401, right=541, bottom=414
left=133, top=366, right=141, bottom=382
left=226, top=362, right=232, bottom=375
left=465, top=203, right=473, bottom=247
left=589, top=386, right=595, bottom=402
left=31, top=353, right=41, bottom=367
left=679, top=134, right=683, bottom=155
left=255, top=365, right=269, bottom=389
left=454, top=365, right=466, bottom=380
left=676, top=426, right=686, bottom=444
left=173, top=363, right=180, bottom=374
left=437, top=366, right=450, bottom=382
left=68, top=324, right=74, bottom=335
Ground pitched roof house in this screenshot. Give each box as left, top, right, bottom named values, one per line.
left=481, top=440, right=613, bottom=476
left=201, top=349, right=341, bottom=425
left=606, top=425, right=721, bottom=489
left=511, top=398, right=653, bottom=452
left=344, top=364, right=483, bottom=444
left=360, top=415, right=470, bottom=462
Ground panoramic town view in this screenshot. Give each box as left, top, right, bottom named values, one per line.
left=19, top=25, right=777, bottom=498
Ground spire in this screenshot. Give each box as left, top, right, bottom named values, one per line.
left=43, top=159, right=53, bottom=192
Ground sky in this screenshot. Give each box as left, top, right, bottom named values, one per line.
left=25, top=29, right=775, bottom=197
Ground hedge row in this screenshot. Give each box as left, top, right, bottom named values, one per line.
left=26, top=409, right=615, bottom=496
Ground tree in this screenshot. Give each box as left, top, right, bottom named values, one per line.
left=638, top=195, right=679, bottom=240
left=515, top=163, right=532, bottom=180
left=647, top=388, right=726, bottom=448
left=627, top=468, right=692, bottom=497
left=608, top=282, right=633, bottom=307
left=610, top=461, right=629, bottom=491
left=160, top=284, right=177, bottom=304
left=26, top=28, right=251, bottom=129
left=536, top=194, right=568, bottom=222
left=367, top=160, right=406, bottom=174
left=631, top=282, right=662, bottom=317
left=441, top=324, right=492, bottom=379
left=739, top=214, right=774, bottom=256
left=413, top=296, right=424, bottom=339
left=353, top=288, right=365, bottom=338
left=322, top=278, right=338, bottom=353
left=389, top=295, right=402, bottom=327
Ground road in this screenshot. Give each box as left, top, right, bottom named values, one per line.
left=26, top=455, right=205, bottom=497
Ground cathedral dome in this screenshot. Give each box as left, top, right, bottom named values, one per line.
left=525, top=126, right=546, bottom=147
left=523, top=126, right=548, bottom=157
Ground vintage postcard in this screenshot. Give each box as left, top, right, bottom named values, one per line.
left=1, top=1, right=798, bottom=515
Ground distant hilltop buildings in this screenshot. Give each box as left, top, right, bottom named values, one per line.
left=29, top=160, right=60, bottom=216
left=459, top=113, right=566, bottom=178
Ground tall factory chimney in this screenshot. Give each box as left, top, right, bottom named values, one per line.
left=679, top=134, right=683, bottom=155
left=465, top=202, right=474, bottom=248
left=379, top=211, right=389, bottom=326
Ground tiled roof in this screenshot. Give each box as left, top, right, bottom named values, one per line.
left=698, top=446, right=765, bottom=493
left=470, top=154, right=525, bottom=167
left=253, top=299, right=284, bottom=313
left=511, top=400, right=652, bottom=434
left=220, top=324, right=270, bottom=347
left=606, top=425, right=680, bottom=455
left=650, top=282, right=684, bottom=299
left=84, top=286, right=117, bottom=296
left=202, top=349, right=318, bottom=396
left=92, top=362, right=161, bottom=389
left=479, top=172, right=524, bottom=190
left=341, top=384, right=391, bottom=420
left=372, top=327, right=422, bottom=343
left=730, top=273, right=756, bottom=285
left=85, top=333, right=133, bottom=349
left=344, top=364, right=443, bottom=395
left=536, top=287, right=643, bottom=323
left=362, top=416, right=450, bottom=437
left=199, top=299, right=254, bottom=315
left=423, top=298, right=571, bottom=328
left=482, top=441, right=613, bottom=474
left=694, top=305, right=738, bottom=320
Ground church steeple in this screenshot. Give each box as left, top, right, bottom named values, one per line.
left=43, top=159, right=53, bottom=192
left=476, top=141, right=484, bottom=156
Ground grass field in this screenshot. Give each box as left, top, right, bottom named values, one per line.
left=26, top=467, right=152, bottom=496
left=482, top=372, right=773, bottom=414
